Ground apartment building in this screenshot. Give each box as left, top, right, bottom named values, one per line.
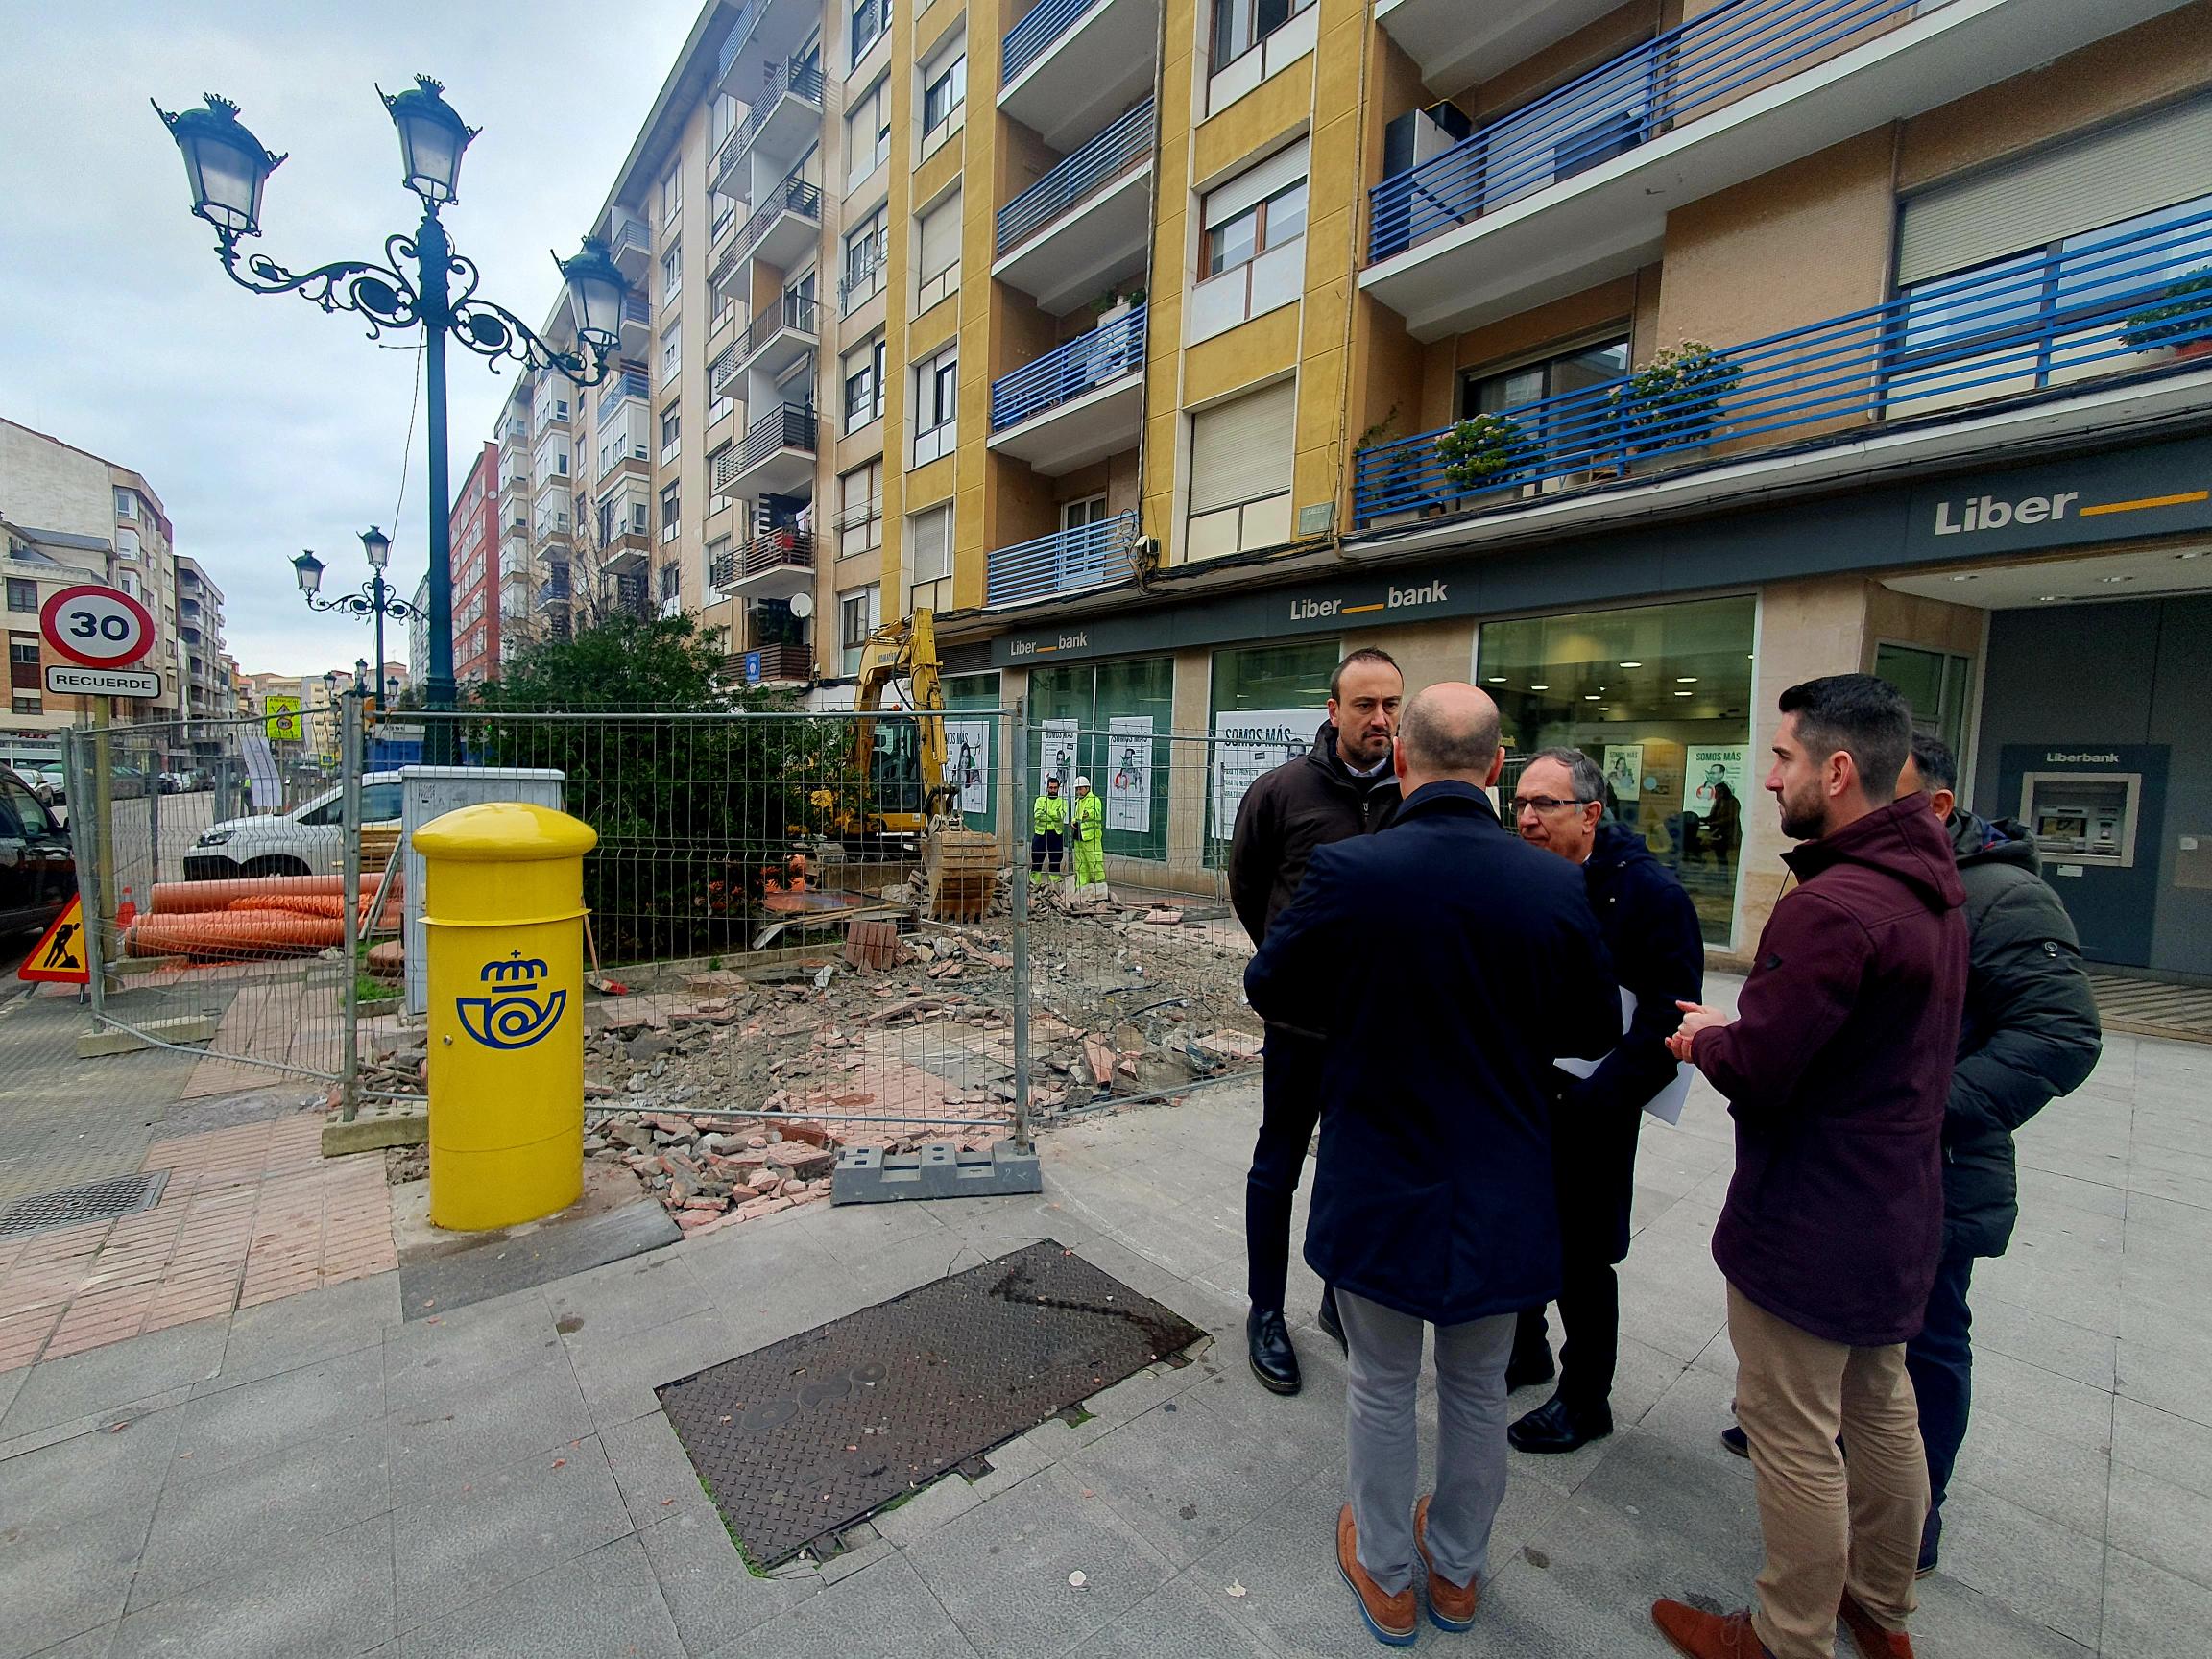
left=0, top=418, right=189, bottom=769
left=172, top=555, right=232, bottom=760
left=449, top=441, right=503, bottom=686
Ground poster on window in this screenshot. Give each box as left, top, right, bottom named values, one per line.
left=1603, top=744, right=1644, bottom=805
left=944, top=718, right=992, bottom=816
left=1105, top=716, right=1154, bottom=833
left=1685, top=746, right=1748, bottom=814
left=1212, top=708, right=1314, bottom=840
left=1041, top=719, right=1079, bottom=800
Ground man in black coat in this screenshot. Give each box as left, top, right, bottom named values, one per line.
left=1247, top=685, right=1620, bottom=1645
left=1504, top=747, right=1705, bottom=1455
left=1227, top=647, right=1403, bottom=1396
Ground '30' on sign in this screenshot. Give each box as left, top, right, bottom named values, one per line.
left=40, top=584, right=156, bottom=669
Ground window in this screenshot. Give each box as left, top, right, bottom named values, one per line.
left=661, top=163, right=683, bottom=223
left=12, top=693, right=40, bottom=716
left=843, top=207, right=888, bottom=313
left=1191, top=143, right=1310, bottom=341
left=913, top=347, right=957, bottom=467
left=846, top=78, right=890, bottom=190
left=661, top=483, right=682, bottom=542
left=1187, top=379, right=1296, bottom=559
left=114, top=488, right=136, bottom=519
left=1062, top=495, right=1110, bottom=533
left=851, top=0, right=890, bottom=66
left=839, top=461, right=884, bottom=556
left=1211, top=0, right=1315, bottom=69
left=907, top=502, right=953, bottom=582
left=661, top=241, right=682, bottom=305
left=659, top=562, right=682, bottom=602
left=6, top=578, right=35, bottom=613
left=710, top=93, right=737, bottom=154
left=843, top=337, right=886, bottom=431
left=1457, top=335, right=1629, bottom=486
left=660, top=405, right=682, bottom=465
left=921, top=50, right=966, bottom=148
left=119, top=571, right=142, bottom=601
left=1875, top=643, right=1975, bottom=759
left=1029, top=657, right=1175, bottom=856
left=839, top=584, right=880, bottom=674
left=916, top=191, right=961, bottom=313
left=661, top=321, right=682, bottom=381
left=707, top=445, right=734, bottom=514
left=709, top=388, right=733, bottom=428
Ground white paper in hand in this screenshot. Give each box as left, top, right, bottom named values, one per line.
left=1556, top=988, right=1694, bottom=1126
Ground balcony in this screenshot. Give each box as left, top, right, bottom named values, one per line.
left=1374, top=0, right=1622, bottom=98
left=714, top=0, right=814, bottom=103
left=595, top=365, right=650, bottom=423
left=987, top=511, right=1140, bottom=607
left=839, top=251, right=886, bottom=318
left=608, top=571, right=653, bottom=619
left=618, top=292, right=652, bottom=350
left=722, top=641, right=814, bottom=685
left=728, top=403, right=818, bottom=497
left=1361, top=0, right=2184, bottom=341
left=988, top=305, right=1145, bottom=475
left=993, top=99, right=1154, bottom=314
left=710, top=526, right=817, bottom=600
left=1000, top=0, right=1157, bottom=153
left=1351, top=204, right=2212, bottom=530
left=715, top=56, right=824, bottom=196
left=536, top=576, right=572, bottom=611
left=733, top=288, right=820, bottom=383
left=610, top=212, right=652, bottom=279
left=709, top=340, right=744, bottom=400
left=599, top=524, right=653, bottom=577
left=732, top=171, right=822, bottom=277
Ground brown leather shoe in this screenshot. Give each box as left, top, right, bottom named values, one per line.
left=1650, top=1600, right=1776, bottom=1659
left=1412, top=1494, right=1480, bottom=1631
left=1336, top=1503, right=1418, bottom=1647
left=1839, top=1589, right=1916, bottom=1659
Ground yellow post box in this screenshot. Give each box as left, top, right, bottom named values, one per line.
left=415, top=801, right=598, bottom=1231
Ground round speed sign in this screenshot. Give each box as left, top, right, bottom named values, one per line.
left=41, top=584, right=156, bottom=669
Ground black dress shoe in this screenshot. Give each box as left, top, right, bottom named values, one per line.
left=1247, top=1306, right=1302, bottom=1395
left=1508, top=1393, right=1613, bottom=1454
left=1316, top=1286, right=1346, bottom=1355
left=1504, top=1346, right=1555, bottom=1393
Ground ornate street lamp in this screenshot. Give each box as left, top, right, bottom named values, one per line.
left=154, top=78, right=627, bottom=732
left=293, top=534, right=419, bottom=714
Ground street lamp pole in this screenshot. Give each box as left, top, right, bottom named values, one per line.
left=292, top=537, right=416, bottom=727
left=154, top=80, right=631, bottom=727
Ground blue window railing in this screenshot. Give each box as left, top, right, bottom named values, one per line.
left=1352, top=205, right=2212, bottom=528
left=1004, top=0, right=1105, bottom=86
left=1370, top=0, right=1948, bottom=264
left=990, top=306, right=1146, bottom=432
left=996, top=99, right=1154, bottom=255
left=988, top=511, right=1139, bottom=606
left=595, top=368, right=650, bottom=423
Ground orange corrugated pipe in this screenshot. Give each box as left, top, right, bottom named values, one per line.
left=127, top=911, right=346, bottom=960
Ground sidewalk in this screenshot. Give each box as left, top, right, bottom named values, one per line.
left=0, top=1020, right=2204, bottom=1657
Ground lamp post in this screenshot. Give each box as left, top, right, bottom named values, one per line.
left=155, top=80, right=629, bottom=729
left=292, top=531, right=419, bottom=715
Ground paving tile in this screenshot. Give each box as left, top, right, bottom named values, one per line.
left=544, top=1250, right=709, bottom=1343
left=2111, top=1394, right=2212, bottom=1500
left=871, top=1469, right=984, bottom=1547
left=2103, top=1544, right=2212, bottom=1659
left=380, top=1288, right=562, bottom=1414
left=696, top=1551, right=966, bottom=1659
left=600, top=1407, right=714, bottom=1529
left=390, top=1433, right=634, bottom=1629
left=397, top=1532, right=683, bottom=1659
left=0, top=1399, right=182, bottom=1533
left=198, top=1270, right=400, bottom=1393
left=1950, top=1401, right=2113, bottom=1538
left=2105, top=1457, right=2212, bottom=1592
left=562, top=1306, right=749, bottom=1429
left=19, top=1623, right=117, bottom=1659
left=1072, top=1572, right=1279, bottom=1659
left=110, top=1511, right=394, bottom=1659
left=385, top=1351, right=597, bottom=1503
left=1967, top=1292, right=2118, bottom=1392
left=0, top=1503, right=152, bottom=1659
left=0, top=1318, right=228, bottom=1439
left=1066, top=1391, right=1314, bottom=1566
left=1936, top=1479, right=2107, bottom=1649
left=168, top=1343, right=383, bottom=1481
left=636, top=1508, right=815, bottom=1653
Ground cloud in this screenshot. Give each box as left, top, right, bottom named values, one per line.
left=1, top=0, right=703, bottom=677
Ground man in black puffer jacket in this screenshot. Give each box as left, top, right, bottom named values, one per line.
left=1898, top=733, right=2102, bottom=1575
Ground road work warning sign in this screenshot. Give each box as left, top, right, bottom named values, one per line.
left=19, top=896, right=88, bottom=985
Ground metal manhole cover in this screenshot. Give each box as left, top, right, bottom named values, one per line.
left=0, top=1171, right=169, bottom=1238
left=658, top=1239, right=1205, bottom=1566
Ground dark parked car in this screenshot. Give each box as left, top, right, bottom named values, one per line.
left=0, top=764, right=76, bottom=938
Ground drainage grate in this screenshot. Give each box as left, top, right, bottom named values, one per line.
left=658, top=1239, right=1205, bottom=1566
left=0, top=1171, right=169, bottom=1238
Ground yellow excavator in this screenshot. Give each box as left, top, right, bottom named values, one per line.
left=827, top=610, right=998, bottom=923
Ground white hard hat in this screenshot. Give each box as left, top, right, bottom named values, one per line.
left=1073, top=776, right=1091, bottom=788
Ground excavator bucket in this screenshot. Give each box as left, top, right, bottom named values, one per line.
left=922, top=826, right=998, bottom=924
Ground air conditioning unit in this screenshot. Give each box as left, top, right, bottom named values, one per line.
left=1382, top=100, right=1474, bottom=178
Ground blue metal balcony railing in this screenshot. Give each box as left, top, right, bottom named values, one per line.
left=1352, top=205, right=2212, bottom=529
left=734, top=171, right=822, bottom=262
left=1369, top=0, right=1951, bottom=264
left=988, top=511, right=1139, bottom=606
left=991, top=305, right=1146, bottom=431
left=1004, top=0, right=1106, bottom=85
left=996, top=99, right=1154, bottom=255
left=718, top=58, right=825, bottom=185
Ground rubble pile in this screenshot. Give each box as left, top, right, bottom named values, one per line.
left=584, top=1110, right=838, bottom=1238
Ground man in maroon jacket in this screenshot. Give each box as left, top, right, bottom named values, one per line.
left=1652, top=675, right=1968, bottom=1659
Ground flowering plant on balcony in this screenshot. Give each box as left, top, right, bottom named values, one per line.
left=2120, top=269, right=2212, bottom=352
left=1434, top=412, right=1531, bottom=488
left=1607, top=341, right=1741, bottom=450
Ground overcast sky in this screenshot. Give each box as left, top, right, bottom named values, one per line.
left=2, top=0, right=703, bottom=678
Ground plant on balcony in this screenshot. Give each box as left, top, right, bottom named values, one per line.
left=2120, top=269, right=2212, bottom=354
left=1607, top=341, right=1742, bottom=452
left=1433, top=412, right=1530, bottom=489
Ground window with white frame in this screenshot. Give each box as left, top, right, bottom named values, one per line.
left=843, top=337, right=886, bottom=432
left=839, top=460, right=883, bottom=556
left=706, top=534, right=732, bottom=588
left=114, top=488, right=136, bottom=519
left=118, top=570, right=143, bottom=601
left=921, top=46, right=966, bottom=153
left=710, top=94, right=737, bottom=155
left=707, top=445, right=734, bottom=515
left=846, top=78, right=890, bottom=191
left=708, top=386, right=733, bottom=428
left=912, top=346, right=957, bottom=466
left=851, top=0, right=890, bottom=66
left=838, top=583, right=880, bottom=674
left=916, top=191, right=961, bottom=314
left=843, top=207, right=887, bottom=313
left=1190, top=142, right=1309, bottom=343
left=1209, top=0, right=1316, bottom=109
left=659, top=561, right=682, bottom=602
left=661, top=320, right=682, bottom=381
left=906, top=502, right=953, bottom=583
left=661, top=482, right=682, bottom=542
left=116, top=526, right=141, bottom=560
left=661, top=241, right=682, bottom=305
left=1187, top=378, right=1296, bottom=560
left=660, top=405, right=681, bottom=465
left=661, top=162, right=683, bottom=223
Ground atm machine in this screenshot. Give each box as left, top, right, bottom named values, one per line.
left=1996, top=744, right=2167, bottom=966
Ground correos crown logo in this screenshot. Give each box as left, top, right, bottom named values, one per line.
left=457, top=950, right=566, bottom=1049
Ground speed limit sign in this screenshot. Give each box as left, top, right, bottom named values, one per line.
left=41, top=584, right=156, bottom=669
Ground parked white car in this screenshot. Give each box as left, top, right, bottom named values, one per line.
left=184, top=772, right=404, bottom=880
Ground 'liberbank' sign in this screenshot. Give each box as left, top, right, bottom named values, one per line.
left=994, top=575, right=1465, bottom=664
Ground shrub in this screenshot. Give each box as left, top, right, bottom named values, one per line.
left=2120, top=269, right=2212, bottom=350
left=1434, top=412, right=1531, bottom=488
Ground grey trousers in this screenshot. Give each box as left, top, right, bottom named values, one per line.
left=1338, top=1289, right=1519, bottom=1595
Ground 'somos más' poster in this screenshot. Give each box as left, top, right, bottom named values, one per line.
left=1685, top=745, right=1748, bottom=814
left=1106, top=715, right=1153, bottom=833
left=944, top=718, right=992, bottom=817
left=1212, top=709, right=1312, bottom=839
left=1041, top=719, right=1079, bottom=799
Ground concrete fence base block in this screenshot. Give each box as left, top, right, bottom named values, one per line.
left=831, top=1139, right=1043, bottom=1205
left=323, top=1099, right=430, bottom=1157
left=76, top=1015, right=221, bottom=1059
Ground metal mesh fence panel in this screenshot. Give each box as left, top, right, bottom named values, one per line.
left=62, top=706, right=353, bottom=1092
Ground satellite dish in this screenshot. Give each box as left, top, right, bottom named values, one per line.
left=787, top=591, right=815, bottom=619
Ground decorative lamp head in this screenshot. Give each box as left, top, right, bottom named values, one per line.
left=154, top=94, right=286, bottom=239
left=556, top=237, right=628, bottom=354
left=292, top=548, right=325, bottom=597
left=379, top=75, right=477, bottom=206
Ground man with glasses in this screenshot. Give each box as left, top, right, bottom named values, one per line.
left=1503, top=749, right=1704, bottom=1454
